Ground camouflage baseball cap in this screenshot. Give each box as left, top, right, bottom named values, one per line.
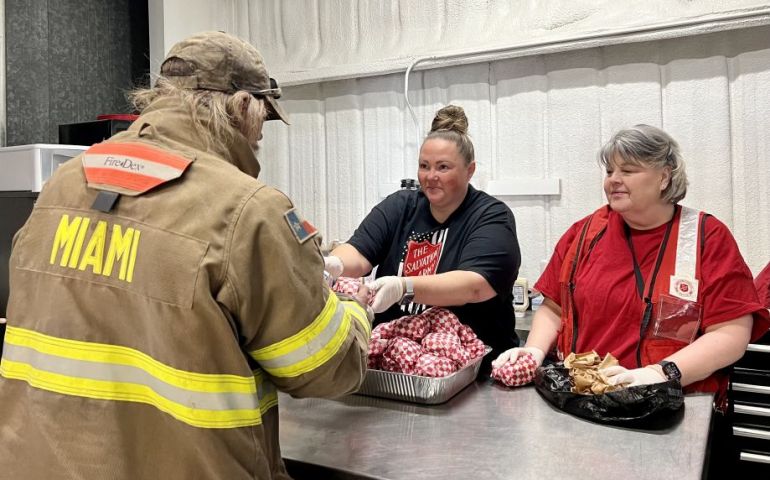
left=161, top=31, right=289, bottom=124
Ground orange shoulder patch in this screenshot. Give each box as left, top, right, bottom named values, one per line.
left=82, top=142, right=193, bottom=196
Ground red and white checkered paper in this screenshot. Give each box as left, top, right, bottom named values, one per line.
left=366, top=307, right=490, bottom=377
left=368, top=336, right=388, bottom=357
left=464, top=338, right=487, bottom=360
left=367, top=355, right=381, bottom=369
left=421, top=307, right=462, bottom=333
left=415, top=353, right=458, bottom=377
left=383, top=337, right=422, bottom=374
left=332, top=276, right=374, bottom=303
left=389, top=315, right=431, bottom=341
left=421, top=332, right=471, bottom=366
left=490, top=353, right=538, bottom=387
left=457, top=324, right=478, bottom=344
left=379, top=355, right=401, bottom=373
left=372, top=321, right=397, bottom=339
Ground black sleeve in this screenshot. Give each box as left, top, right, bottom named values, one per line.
left=347, top=192, right=409, bottom=269
left=456, top=202, right=521, bottom=296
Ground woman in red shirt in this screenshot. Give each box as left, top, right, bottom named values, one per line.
left=493, top=124, right=769, bottom=398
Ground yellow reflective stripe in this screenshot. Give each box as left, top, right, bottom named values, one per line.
left=253, top=292, right=338, bottom=358
left=2, top=326, right=262, bottom=429
left=6, top=326, right=255, bottom=393
left=1, top=359, right=260, bottom=428
left=343, top=300, right=371, bottom=338
left=250, top=293, right=352, bottom=378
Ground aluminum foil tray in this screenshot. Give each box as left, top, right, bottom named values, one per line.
left=356, top=348, right=491, bottom=405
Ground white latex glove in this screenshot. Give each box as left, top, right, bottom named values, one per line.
left=601, top=365, right=667, bottom=387
left=323, top=255, right=344, bottom=280
left=491, top=346, right=546, bottom=369
left=366, top=276, right=405, bottom=314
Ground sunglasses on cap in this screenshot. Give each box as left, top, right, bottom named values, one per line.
left=250, top=77, right=282, bottom=99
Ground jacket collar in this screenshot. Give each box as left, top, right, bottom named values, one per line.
left=130, top=96, right=261, bottom=178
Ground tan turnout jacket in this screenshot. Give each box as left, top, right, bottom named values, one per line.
left=0, top=97, right=370, bottom=479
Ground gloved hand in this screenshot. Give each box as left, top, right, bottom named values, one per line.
left=491, top=346, right=546, bottom=369
left=323, top=255, right=344, bottom=281
left=352, top=283, right=372, bottom=311
left=601, top=365, right=667, bottom=387
left=367, top=276, right=405, bottom=313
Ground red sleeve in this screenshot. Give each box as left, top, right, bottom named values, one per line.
left=534, top=218, right=589, bottom=306
left=755, top=261, right=770, bottom=309
left=700, top=217, right=770, bottom=341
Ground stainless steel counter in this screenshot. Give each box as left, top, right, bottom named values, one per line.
left=279, top=379, right=713, bottom=480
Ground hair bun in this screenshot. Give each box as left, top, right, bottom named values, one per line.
left=430, top=105, right=468, bottom=135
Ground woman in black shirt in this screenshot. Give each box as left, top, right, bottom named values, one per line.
left=327, top=105, right=522, bottom=362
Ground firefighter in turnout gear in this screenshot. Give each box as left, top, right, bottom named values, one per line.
left=0, top=31, right=371, bottom=480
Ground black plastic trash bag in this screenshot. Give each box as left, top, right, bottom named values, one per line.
left=534, top=363, right=685, bottom=429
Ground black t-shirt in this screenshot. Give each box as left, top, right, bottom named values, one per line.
left=348, top=185, right=521, bottom=359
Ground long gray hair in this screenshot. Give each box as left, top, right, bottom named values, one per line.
left=127, top=66, right=267, bottom=152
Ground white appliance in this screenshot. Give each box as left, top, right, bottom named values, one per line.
left=0, top=143, right=87, bottom=192
left=0, top=144, right=87, bottom=320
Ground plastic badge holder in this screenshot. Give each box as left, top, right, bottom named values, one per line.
left=651, top=294, right=702, bottom=344
left=534, top=362, right=685, bottom=429
left=357, top=348, right=492, bottom=404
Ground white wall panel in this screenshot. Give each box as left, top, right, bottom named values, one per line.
left=493, top=56, right=550, bottom=277
left=250, top=0, right=770, bottom=85
left=320, top=80, right=367, bottom=240
left=262, top=83, right=327, bottom=237
left=149, top=1, right=770, bottom=85
left=359, top=76, right=408, bottom=207
left=663, top=57, right=734, bottom=224
left=543, top=49, right=605, bottom=271
left=260, top=26, right=770, bottom=281
left=728, top=48, right=770, bottom=269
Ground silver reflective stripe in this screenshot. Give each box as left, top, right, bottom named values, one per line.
left=256, top=299, right=348, bottom=371
left=675, top=206, right=699, bottom=279
left=3, top=343, right=259, bottom=411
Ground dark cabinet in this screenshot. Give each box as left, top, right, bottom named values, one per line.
left=731, top=330, right=770, bottom=473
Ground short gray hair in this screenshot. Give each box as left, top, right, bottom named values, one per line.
left=598, top=124, right=688, bottom=204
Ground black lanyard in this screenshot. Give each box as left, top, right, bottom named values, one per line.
left=623, top=209, right=676, bottom=301
left=625, top=206, right=678, bottom=366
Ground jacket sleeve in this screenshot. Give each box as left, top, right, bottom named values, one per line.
left=217, top=186, right=370, bottom=398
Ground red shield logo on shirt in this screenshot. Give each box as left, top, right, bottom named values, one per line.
left=402, top=240, right=442, bottom=276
